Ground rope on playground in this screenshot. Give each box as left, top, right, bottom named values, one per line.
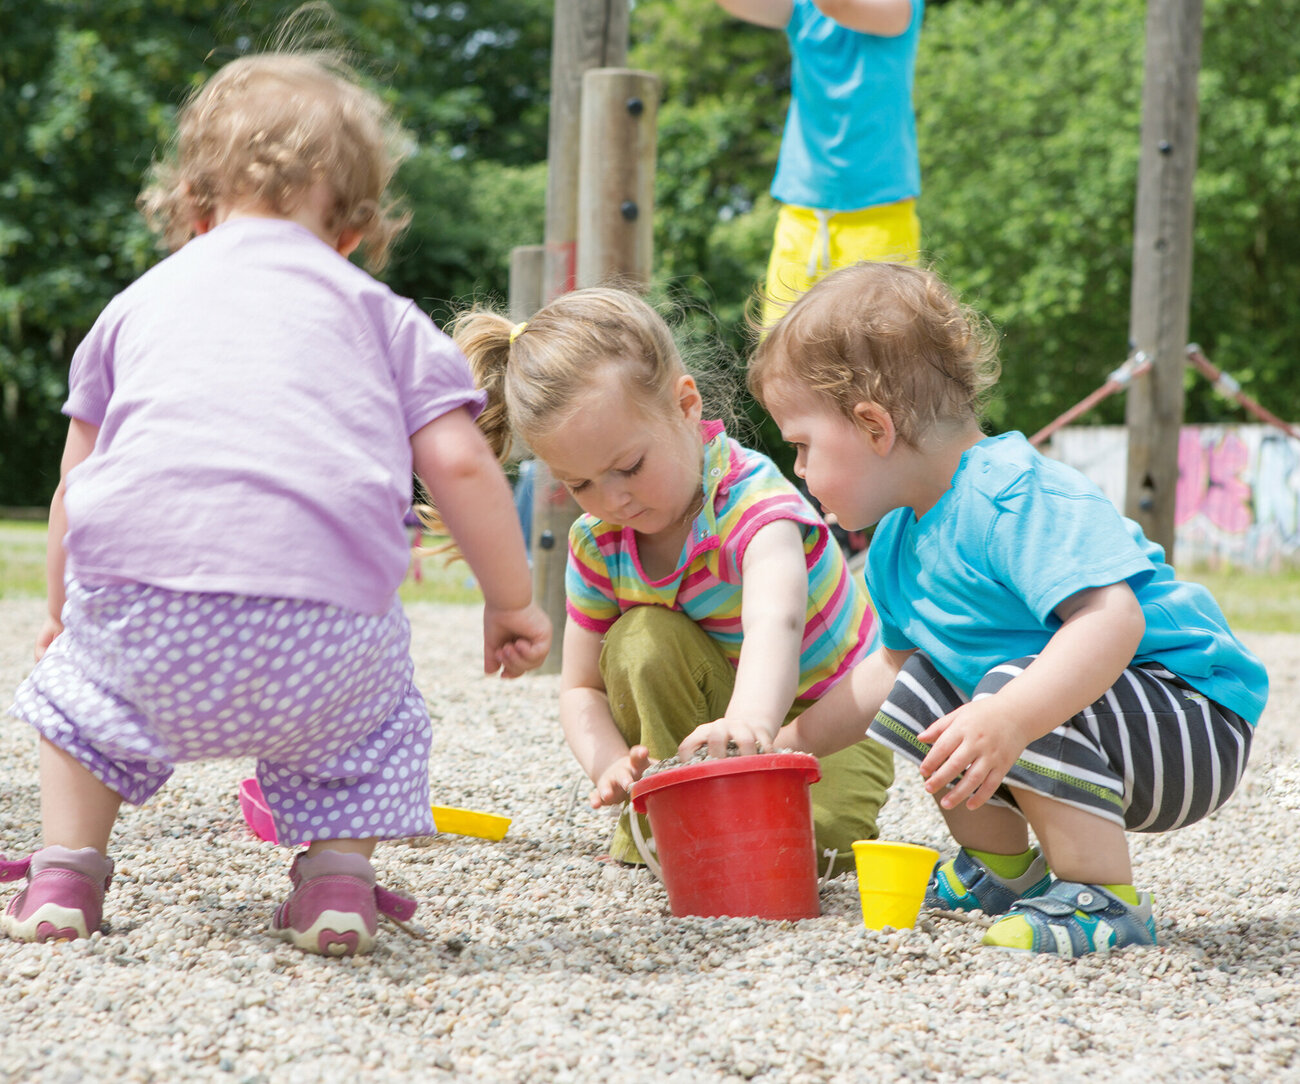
left=1028, top=345, right=1300, bottom=447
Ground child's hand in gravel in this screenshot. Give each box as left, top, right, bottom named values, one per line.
left=677, top=717, right=776, bottom=761
left=589, top=746, right=652, bottom=808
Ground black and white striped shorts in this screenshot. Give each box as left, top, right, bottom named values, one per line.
left=869, top=652, right=1254, bottom=831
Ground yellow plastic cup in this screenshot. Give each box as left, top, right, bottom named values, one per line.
left=852, top=840, right=940, bottom=930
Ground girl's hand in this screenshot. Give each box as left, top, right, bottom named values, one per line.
left=483, top=601, right=552, bottom=678
left=917, top=698, right=1032, bottom=811
left=590, top=746, right=652, bottom=808
left=35, top=616, right=62, bottom=662
left=677, top=716, right=778, bottom=761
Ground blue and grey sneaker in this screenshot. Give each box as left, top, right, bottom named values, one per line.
left=925, top=846, right=1051, bottom=915
left=982, top=880, right=1157, bottom=956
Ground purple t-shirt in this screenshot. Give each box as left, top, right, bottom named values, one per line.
left=61, top=217, right=486, bottom=614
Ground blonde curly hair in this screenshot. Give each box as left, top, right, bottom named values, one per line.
left=138, top=49, right=409, bottom=271
left=750, top=262, right=1001, bottom=447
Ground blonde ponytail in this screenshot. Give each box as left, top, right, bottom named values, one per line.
left=413, top=309, right=518, bottom=566
left=449, top=308, right=519, bottom=464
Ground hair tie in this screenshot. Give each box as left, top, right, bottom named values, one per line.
left=508, top=321, right=528, bottom=345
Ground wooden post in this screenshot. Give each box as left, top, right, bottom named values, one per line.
left=508, top=244, right=545, bottom=323
left=1123, top=0, right=1203, bottom=561
left=532, top=0, right=630, bottom=673
left=507, top=244, right=544, bottom=468
left=577, top=68, right=659, bottom=290
left=543, top=0, right=629, bottom=304
left=506, top=245, right=566, bottom=670
left=528, top=463, right=577, bottom=676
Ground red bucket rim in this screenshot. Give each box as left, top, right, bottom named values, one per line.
left=630, top=751, right=820, bottom=811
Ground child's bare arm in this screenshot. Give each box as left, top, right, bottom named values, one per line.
left=411, top=408, right=550, bottom=676
left=678, top=519, right=807, bottom=757
left=559, top=621, right=650, bottom=808
left=776, top=643, right=913, bottom=756
left=711, top=0, right=793, bottom=29
left=37, top=419, right=99, bottom=660
left=813, top=0, right=913, bottom=35
left=919, top=582, right=1146, bottom=811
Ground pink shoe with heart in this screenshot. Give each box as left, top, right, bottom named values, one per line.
left=272, top=850, right=417, bottom=957
left=2, top=846, right=115, bottom=943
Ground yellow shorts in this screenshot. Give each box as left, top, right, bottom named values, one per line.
left=762, top=199, right=921, bottom=329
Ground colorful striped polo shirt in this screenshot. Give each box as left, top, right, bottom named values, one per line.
left=565, top=420, right=875, bottom=700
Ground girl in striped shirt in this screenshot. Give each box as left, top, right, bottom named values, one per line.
left=732, top=262, right=1267, bottom=955
left=454, top=288, right=894, bottom=876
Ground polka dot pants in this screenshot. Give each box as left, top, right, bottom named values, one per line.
left=10, top=581, right=436, bottom=845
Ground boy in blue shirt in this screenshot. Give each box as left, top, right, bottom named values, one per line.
left=684, top=261, right=1268, bottom=956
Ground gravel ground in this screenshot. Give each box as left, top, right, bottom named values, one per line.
left=1, top=596, right=1297, bottom=1083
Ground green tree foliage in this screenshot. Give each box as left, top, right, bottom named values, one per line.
left=913, top=0, right=1300, bottom=436
left=633, top=0, right=786, bottom=336
left=1189, top=0, right=1300, bottom=424
left=636, top=0, right=1300, bottom=445
left=3, top=0, right=1297, bottom=504
left=916, top=0, right=1148, bottom=435
left=0, top=0, right=548, bottom=504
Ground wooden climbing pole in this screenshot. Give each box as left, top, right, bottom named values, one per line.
left=1123, top=0, right=1203, bottom=561
left=510, top=1, right=662, bottom=673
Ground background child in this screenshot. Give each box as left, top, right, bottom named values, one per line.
left=1, top=48, right=549, bottom=956
left=454, top=288, right=894, bottom=877
left=713, top=261, right=1268, bottom=955
left=710, top=0, right=924, bottom=326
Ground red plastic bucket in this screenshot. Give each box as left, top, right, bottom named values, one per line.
left=629, top=752, right=822, bottom=920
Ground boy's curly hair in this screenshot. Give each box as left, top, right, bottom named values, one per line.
left=749, top=262, right=1001, bottom=447
left=139, top=46, right=409, bottom=272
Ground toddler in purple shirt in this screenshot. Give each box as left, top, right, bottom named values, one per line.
left=1, top=43, right=550, bottom=956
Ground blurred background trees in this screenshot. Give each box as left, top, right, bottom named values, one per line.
left=3, top=0, right=1297, bottom=503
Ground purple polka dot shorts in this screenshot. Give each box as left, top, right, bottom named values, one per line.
left=10, top=580, right=436, bottom=845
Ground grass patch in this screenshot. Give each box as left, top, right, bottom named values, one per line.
left=0, top=519, right=483, bottom=606
left=2, top=519, right=1294, bottom=631
left=0, top=521, right=47, bottom=599
left=400, top=549, right=485, bottom=606
left=1178, top=565, right=1300, bottom=636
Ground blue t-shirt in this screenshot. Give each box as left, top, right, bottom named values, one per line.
left=771, top=0, right=923, bottom=211
left=866, top=432, right=1268, bottom=725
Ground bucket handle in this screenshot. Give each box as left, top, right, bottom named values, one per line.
left=818, top=849, right=838, bottom=892
left=627, top=804, right=664, bottom=882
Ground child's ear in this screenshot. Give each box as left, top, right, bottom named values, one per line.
left=183, top=182, right=211, bottom=236
left=674, top=374, right=703, bottom=423
left=336, top=228, right=362, bottom=259
left=852, top=401, right=896, bottom=453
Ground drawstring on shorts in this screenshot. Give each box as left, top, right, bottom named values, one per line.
left=807, top=208, right=835, bottom=279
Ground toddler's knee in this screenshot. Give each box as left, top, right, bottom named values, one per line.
left=600, top=606, right=706, bottom=683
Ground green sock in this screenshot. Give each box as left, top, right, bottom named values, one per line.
left=1104, top=883, right=1140, bottom=905
left=967, top=846, right=1036, bottom=881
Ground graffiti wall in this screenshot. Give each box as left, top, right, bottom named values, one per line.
left=1048, top=425, right=1300, bottom=570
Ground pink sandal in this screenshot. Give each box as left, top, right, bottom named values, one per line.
left=2, top=847, right=115, bottom=943
left=272, top=850, right=418, bottom=957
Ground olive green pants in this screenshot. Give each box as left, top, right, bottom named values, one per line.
left=601, top=605, right=894, bottom=878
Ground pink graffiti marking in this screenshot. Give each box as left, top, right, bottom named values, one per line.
left=1176, top=430, right=1252, bottom=533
